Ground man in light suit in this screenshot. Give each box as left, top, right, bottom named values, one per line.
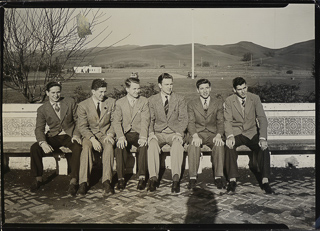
left=113, top=77, right=150, bottom=191
left=147, top=73, right=188, bottom=193
left=224, top=77, right=273, bottom=194
left=30, top=82, right=82, bottom=196
left=187, top=79, right=225, bottom=190
left=77, top=79, right=116, bottom=197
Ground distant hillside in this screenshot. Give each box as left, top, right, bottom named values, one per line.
left=72, top=40, right=314, bottom=70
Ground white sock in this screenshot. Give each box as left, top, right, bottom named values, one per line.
left=230, top=178, right=236, bottom=182
left=262, top=178, right=269, bottom=184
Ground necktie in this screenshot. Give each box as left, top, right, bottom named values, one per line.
left=131, top=99, right=136, bottom=107
left=204, top=99, right=208, bottom=112
left=164, top=96, right=169, bottom=115
left=54, top=103, right=60, bottom=112
left=97, top=102, right=101, bottom=118
left=242, top=99, right=246, bottom=107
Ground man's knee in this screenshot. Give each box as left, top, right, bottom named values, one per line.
left=148, top=139, right=159, bottom=149
left=30, top=142, right=42, bottom=155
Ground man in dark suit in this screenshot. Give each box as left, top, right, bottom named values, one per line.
left=224, top=77, right=273, bottom=194
left=187, top=79, right=225, bottom=190
left=30, top=82, right=82, bottom=196
left=113, top=77, right=150, bottom=191
left=77, top=79, right=116, bottom=197
left=147, top=73, right=188, bottom=193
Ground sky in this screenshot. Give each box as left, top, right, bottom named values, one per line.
left=82, top=4, right=315, bottom=49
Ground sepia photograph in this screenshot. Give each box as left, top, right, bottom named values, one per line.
left=1, top=3, right=316, bottom=229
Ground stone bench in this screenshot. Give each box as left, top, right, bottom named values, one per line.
left=2, top=103, right=315, bottom=175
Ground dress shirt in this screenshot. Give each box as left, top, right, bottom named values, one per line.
left=160, top=92, right=171, bottom=106
left=50, top=100, right=66, bottom=135
left=200, top=96, right=210, bottom=109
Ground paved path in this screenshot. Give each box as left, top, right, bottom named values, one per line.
left=3, top=167, right=315, bottom=229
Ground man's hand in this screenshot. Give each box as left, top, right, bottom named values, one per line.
left=40, top=142, right=54, bottom=154
left=90, top=137, right=102, bottom=152
left=226, top=136, right=235, bottom=149
left=259, top=139, right=268, bottom=151
left=71, top=136, right=82, bottom=145
left=191, top=134, right=202, bottom=147
left=117, top=136, right=127, bottom=149
left=213, top=134, right=225, bottom=146
left=103, top=134, right=115, bottom=145
left=148, top=133, right=158, bottom=144
left=138, top=137, right=148, bottom=147
left=172, top=133, right=183, bottom=145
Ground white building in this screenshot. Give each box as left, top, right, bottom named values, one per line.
left=73, top=65, right=102, bottom=73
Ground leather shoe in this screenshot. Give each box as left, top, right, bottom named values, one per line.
left=147, top=179, right=157, bottom=192
left=67, top=183, right=79, bottom=196
left=171, top=181, right=180, bottom=193
left=103, top=180, right=114, bottom=196
left=137, top=179, right=146, bottom=190
left=77, top=182, right=87, bottom=196
left=187, top=179, right=196, bottom=190
left=117, top=179, right=125, bottom=191
left=227, top=181, right=237, bottom=193
left=30, top=181, right=43, bottom=192
left=215, top=178, right=224, bottom=189
left=262, top=183, right=274, bottom=194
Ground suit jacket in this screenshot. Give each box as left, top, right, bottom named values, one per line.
left=35, top=97, right=80, bottom=142
left=148, top=92, right=188, bottom=135
left=187, top=96, right=224, bottom=136
left=77, top=96, right=116, bottom=140
left=113, top=95, right=150, bottom=139
left=224, top=92, right=268, bottom=140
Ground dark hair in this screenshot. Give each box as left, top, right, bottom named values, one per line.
left=232, top=77, right=246, bottom=89
left=91, top=79, right=107, bottom=90
left=196, top=79, right=211, bottom=89
left=125, top=77, right=140, bottom=88
left=158, top=73, right=173, bottom=84
left=46, top=82, right=62, bottom=92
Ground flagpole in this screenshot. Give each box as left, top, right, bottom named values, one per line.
left=192, top=9, right=195, bottom=80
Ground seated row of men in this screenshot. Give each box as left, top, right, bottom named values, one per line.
left=30, top=73, right=274, bottom=197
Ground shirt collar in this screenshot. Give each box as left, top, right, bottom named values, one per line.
left=160, top=92, right=170, bottom=103
left=127, top=94, right=137, bottom=103
left=91, top=96, right=100, bottom=106
left=236, top=95, right=246, bottom=104
left=50, top=100, right=60, bottom=106
left=200, top=96, right=210, bottom=105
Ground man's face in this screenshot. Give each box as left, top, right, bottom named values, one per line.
left=46, top=86, right=61, bottom=103
left=233, top=83, right=247, bottom=99
left=159, top=78, right=173, bottom=95
left=92, top=87, right=107, bottom=102
left=126, top=82, right=141, bottom=99
left=197, top=83, right=211, bottom=99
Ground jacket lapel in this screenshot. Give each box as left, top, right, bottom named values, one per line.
left=166, top=93, right=177, bottom=120
left=89, top=98, right=100, bottom=121
left=156, top=93, right=166, bottom=119
left=131, top=97, right=142, bottom=122
left=232, top=95, right=244, bottom=118
left=100, top=99, right=108, bottom=121
left=46, top=101, right=60, bottom=121
left=194, top=98, right=207, bottom=118
left=59, top=99, right=67, bottom=123
left=244, top=94, right=253, bottom=118
left=206, top=97, right=215, bottom=117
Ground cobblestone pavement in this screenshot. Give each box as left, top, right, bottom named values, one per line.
left=2, top=167, right=315, bottom=230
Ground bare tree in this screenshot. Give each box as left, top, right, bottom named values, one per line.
left=3, top=8, right=127, bottom=103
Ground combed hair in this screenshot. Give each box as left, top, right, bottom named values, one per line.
left=91, top=79, right=107, bottom=90
left=158, top=73, right=173, bottom=84
left=232, top=77, right=246, bottom=89
left=125, top=77, right=140, bottom=88
left=196, top=78, right=211, bottom=89
left=46, top=82, right=62, bottom=92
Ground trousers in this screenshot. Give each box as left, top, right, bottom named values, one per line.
left=115, top=132, right=147, bottom=179
left=30, top=134, right=82, bottom=180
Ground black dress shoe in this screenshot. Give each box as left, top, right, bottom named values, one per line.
left=137, top=179, right=146, bottom=190
left=117, top=179, right=125, bottom=191
left=262, top=183, right=274, bottom=194
left=147, top=179, right=157, bottom=192
left=187, top=179, right=196, bottom=190
left=215, top=178, right=224, bottom=189
left=67, top=183, right=79, bottom=196
left=227, top=181, right=237, bottom=193
left=30, top=181, right=43, bottom=192
left=77, top=182, right=87, bottom=196
left=171, top=181, right=180, bottom=193
left=103, top=180, right=115, bottom=196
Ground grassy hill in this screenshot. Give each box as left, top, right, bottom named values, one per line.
left=69, top=39, right=314, bottom=70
